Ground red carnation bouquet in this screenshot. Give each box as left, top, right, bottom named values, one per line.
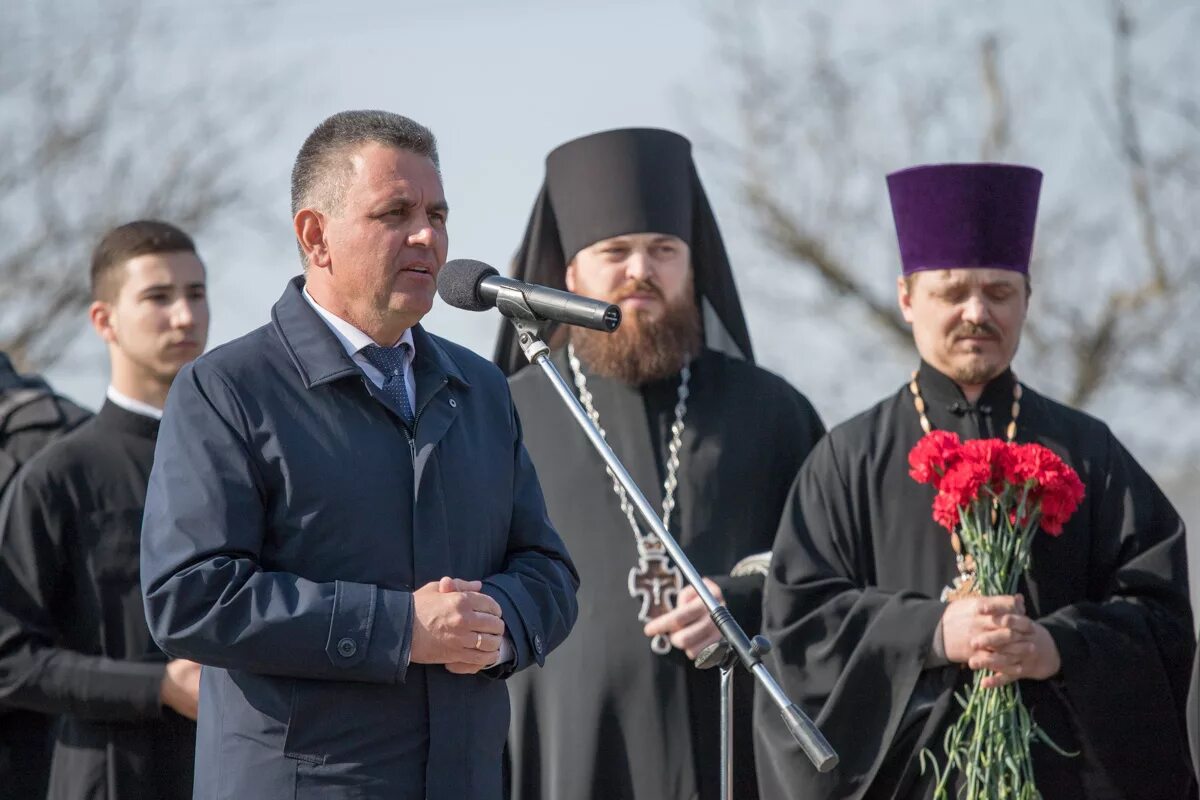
left=909, top=431, right=1085, bottom=799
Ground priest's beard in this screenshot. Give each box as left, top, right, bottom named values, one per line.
left=571, top=278, right=702, bottom=386
left=946, top=321, right=1017, bottom=386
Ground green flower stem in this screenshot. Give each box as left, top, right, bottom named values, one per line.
left=926, top=501, right=1049, bottom=799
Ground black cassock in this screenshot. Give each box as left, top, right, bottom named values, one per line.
left=507, top=347, right=824, bottom=800
left=0, top=356, right=91, bottom=800
left=0, top=401, right=195, bottom=800
left=1190, top=645, right=1200, bottom=782
left=755, top=361, right=1196, bottom=800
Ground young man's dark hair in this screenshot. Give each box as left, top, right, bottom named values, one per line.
left=90, top=219, right=197, bottom=302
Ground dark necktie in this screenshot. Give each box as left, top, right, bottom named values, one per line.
left=359, top=343, right=415, bottom=426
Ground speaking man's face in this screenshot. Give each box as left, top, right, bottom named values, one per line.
left=311, top=142, right=448, bottom=338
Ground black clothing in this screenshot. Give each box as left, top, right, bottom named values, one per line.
left=0, top=352, right=91, bottom=799
left=756, top=362, right=1196, bottom=800
left=507, top=348, right=824, bottom=799
left=0, top=401, right=194, bottom=799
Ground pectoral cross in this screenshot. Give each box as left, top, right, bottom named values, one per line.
left=628, top=543, right=683, bottom=654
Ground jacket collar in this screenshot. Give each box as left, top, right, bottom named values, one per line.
left=409, top=324, right=471, bottom=398
left=272, top=276, right=470, bottom=391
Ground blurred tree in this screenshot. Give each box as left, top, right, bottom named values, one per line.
left=0, top=0, right=273, bottom=370
left=696, top=0, right=1200, bottom=412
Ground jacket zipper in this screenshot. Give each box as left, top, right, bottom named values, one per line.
left=402, top=377, right=448, bottom=460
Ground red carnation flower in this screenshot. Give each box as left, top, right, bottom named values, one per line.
left=960, top=438, right=1016, bottom=493
left=932, top=491, right=962, bottom=532
left=908, top=431, right=962, bottom=488
left=909, top=435, right=1085, bottom=537
left=1007, top=442, right=1062, bottom=486
left=1002, top=443, right=1086, bottom=536
left=938, top=458, right=992, bottom=509
left=1037, top=469, right=1085, bottom=536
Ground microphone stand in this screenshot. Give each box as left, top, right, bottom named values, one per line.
left=499, top=297, right=838, bottom=799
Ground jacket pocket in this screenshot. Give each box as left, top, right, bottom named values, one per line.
left=283, top=672, right=429, bottom=790
left=293, top=760, right=386, bottom=800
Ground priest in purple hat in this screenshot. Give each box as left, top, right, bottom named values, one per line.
left=755, top=163, right=1196, bottom=799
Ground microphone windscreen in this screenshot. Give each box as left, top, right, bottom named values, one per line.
left=437, top=259, right=499, bottom=312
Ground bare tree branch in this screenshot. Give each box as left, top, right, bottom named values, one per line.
left=979, top=35, right=1011, bottom=161
left=695, top=0, right=1200, bottom=445
left=1061, top=0, right=1181, bottom=406
left=744, top=181, right=912, bottom=347
left=0, top=0, right=279, bottom=372
left=1110, top=0, right=1170, bottom=293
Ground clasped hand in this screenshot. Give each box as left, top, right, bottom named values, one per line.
left=411, top=577, right=505, bottom=675
left=941, top=594, right=1060, bottom=689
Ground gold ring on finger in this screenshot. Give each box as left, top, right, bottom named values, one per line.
left=475, top=633, right=483, bottom=650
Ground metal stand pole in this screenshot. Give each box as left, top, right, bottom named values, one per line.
left=721, top=664, right=735, bottom=797
left=695, top=637, right=742, bottom=800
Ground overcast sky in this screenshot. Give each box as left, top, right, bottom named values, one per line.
left=43, top=0, right=715, bottom=398
left=20, top=0, right=1200, bottom=616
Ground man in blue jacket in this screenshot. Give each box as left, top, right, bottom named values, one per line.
left=140, top=109, right=579, bottom=800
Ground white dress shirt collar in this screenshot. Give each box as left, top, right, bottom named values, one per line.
left=301, top=285, right=415, bottom=357
left=302, top=284, right=417, bottom=407
left=106, top=385, right=164, bottom=420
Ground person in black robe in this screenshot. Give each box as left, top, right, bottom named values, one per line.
left=1191, top=644, right=1200, bottom=782
left=755, top=163, right=1197, bottom=799
left=0, top=352, right=92, bottom=498
left=0, top=353, right=91, bottom=799
left=496, top=128, right=826, bottom=800
left=0, top=221, right=209, bottom=800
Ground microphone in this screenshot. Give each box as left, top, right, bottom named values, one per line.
left=437, top=259, right=621, bottom=332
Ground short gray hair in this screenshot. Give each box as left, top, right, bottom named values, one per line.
left=291, top=110, right=440, bottom=265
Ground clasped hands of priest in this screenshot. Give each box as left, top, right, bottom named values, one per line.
left=411, top=577, right=506, bottom=674
left=941, top=594, right=1061, bottom=689
left=642, top=578, right=726, bottom=660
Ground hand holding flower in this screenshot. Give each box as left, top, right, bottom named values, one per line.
left=941, top=594, right=1027, bottom=664
left=971, top=621, right=1061, bottom=689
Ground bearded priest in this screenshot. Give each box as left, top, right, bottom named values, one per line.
left=495, top=128, right=826, bottom=800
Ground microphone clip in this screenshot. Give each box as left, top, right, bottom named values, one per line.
left=495, top=286, right=552, bottom=363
